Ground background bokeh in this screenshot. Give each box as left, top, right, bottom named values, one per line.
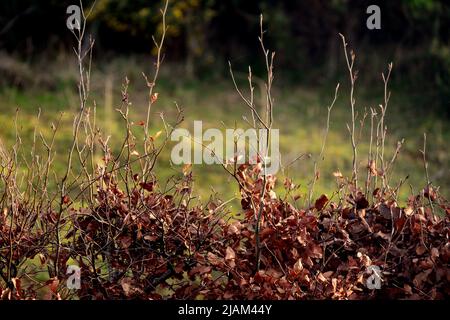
left=0, top=0, right=449, bottom=205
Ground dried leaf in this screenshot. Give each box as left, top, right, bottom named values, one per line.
left=293, top=259, right=303, bottom=273
left=46, top=277, right=59, bottom=294
left=314, top=194, right=328, bottom=211
left=151, top=92, right=159, bottom=104
left=153, top=130, right=162, bottom=140
left=368, top=160, right=377, bottom=176
left=119, top=235, right=132, bottom=249
left=63, top=195, right=71, bottom=204
left=182, top=163, right=192, bottom=176
left=404, top=206, right=414, bottom=216
left=416, top=245, right=426, bottom=256
left=355, top=193, right=369, bottom=209
left=225, top=246, right=235, bottom=261
left=140, top=181, right=154, bottom=192
left=333, top=170, right=343, bottom=178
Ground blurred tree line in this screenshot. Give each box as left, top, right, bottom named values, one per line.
left=0, top=0, right=449, bottom=113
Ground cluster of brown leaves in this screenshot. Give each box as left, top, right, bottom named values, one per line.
left=0, top=203, right=59, bottom=300
left=65, top=170, right=232, bottom=299
left=191, top=164, right=449, bottom=300
left=0, top=162, right=448, bottom=300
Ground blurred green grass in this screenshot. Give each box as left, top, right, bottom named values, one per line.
left=0, top=57, right=448, bottom=209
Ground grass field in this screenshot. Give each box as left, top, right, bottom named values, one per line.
left=0, top=56, right=448, bottom=209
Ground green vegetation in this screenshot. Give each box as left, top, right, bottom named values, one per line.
left=1, top=56, right=448, bottom=208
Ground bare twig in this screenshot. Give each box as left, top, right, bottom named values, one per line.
left=339, top=34, right=358, bottom=187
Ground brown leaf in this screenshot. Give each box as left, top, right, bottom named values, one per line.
left=413, top=269, right=432, bottom=287
left=404, top=284, right=413, bottom=295
left=207, top=252, right=222, bottom=266
left=333, top=170, right=343, bottom=178
left=416, top=245, right=427, bottom=256
left=308, top=243, right=323, bottom=259
left=260, top=227, right=275, bottom=239
left=150, top=92, right=159, bottom=104
left=182, top=163, right=192, bottom=176
left=63, top=195, right=71, bottom=204
left=119, top=235, right=132, bottom=249
left=225, top=246, right=235, bottom=261
left=355, top=192, right=369, bottom=209
left=120, top=277, right=133, bottom=296
left=431, top=247, right=439, bottom=260
left=368, top=160, right=377, bottom=176
left=423, top=185, right=436, bottom=201
left=404, top=206, right=414, bottom=216
left=296, top=230, right=307, bottom=246
left=317, top=272, right=327, bottom=282
left=293, top=258, right=303, bottom=273
left=189, top=265, right=212, bottom=277
left=225, top=246, right=236, bottom=268
left=373, top=187, right=381, bottom=197
left=139, top=181, right=154, bottom=192
left=11, top=278, right=21, bottom=293
left=314, top=194, right=328, bottom=211
left=46, top=277, right=59, bottom=294
left=332, top=278, right=338, bottom=293
left=284, top=178, right=295, bottom=190
left=144, top=234, right=158, bottom=242
left=228, top=221, right=241, bottom=236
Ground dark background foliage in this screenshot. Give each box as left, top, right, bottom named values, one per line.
left=1, top=0, right=449, bottom=114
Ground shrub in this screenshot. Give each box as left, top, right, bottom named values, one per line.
left=0, top=1, right=448, bottom=300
